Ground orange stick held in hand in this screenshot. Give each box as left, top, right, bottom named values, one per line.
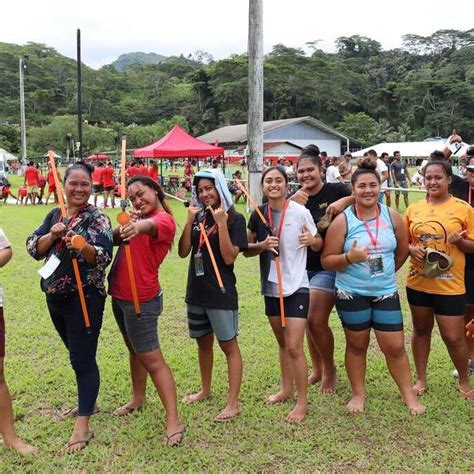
left=118, top=138, right=141, bottom=316
left=47, top=150, right=91, bottom=333
left=234, top=178, right=286, bottom=330
left=199, top=222, right=225, bottom=293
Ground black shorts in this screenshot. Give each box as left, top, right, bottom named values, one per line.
left=93, top=184, right=103, bottom=194
left=264, top=289, right=309, bottom=319
left=465, top=268, right=474, bottom=306
left=406, top=287, right=465, bottom=316
left=103, top=185, right=115, bottom=192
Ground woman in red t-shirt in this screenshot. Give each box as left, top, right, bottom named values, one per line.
left=148, top=160, right=159, bottom=182
left=108, top=175, right=185, bottom=446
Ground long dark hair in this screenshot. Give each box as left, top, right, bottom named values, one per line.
left=127, top=175, right=173, bottom=216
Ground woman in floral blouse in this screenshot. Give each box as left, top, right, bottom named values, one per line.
left=27, top=162, right=113, bottom=453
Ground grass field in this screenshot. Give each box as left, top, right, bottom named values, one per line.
left=0, top=171, right=472, bottom=472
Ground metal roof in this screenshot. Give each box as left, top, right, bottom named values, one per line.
left=198, top=116, right=352, bottom=144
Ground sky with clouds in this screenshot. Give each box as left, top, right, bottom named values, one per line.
left=2, top=0, right=473, bottom=68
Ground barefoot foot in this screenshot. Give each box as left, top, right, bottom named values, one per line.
left=265, top=390, right=293, bottom=404
left=183, top=390, right=211, bottom=404
left=320, top=367, right=337, bottom=394
left=308, top=371, right=322, bottom=385
left=346, top=394, right=365, bottom=414
left=215, top=403, right=241, bottom=421
left=285, top=402, right=308, bottom=423
left=403, top=396, right=426, bottom=416
left=112, top=402, right=143, bottom=417
left=4, top=437, right=38, bottom=455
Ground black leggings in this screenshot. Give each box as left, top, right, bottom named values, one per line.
left=46, top=288, right=105, bottom=416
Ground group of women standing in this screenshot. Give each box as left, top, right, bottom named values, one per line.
left=2, top=147, right=472, bottom=455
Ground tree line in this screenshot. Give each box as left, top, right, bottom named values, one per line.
left=0, top=29, right=473, bottom=157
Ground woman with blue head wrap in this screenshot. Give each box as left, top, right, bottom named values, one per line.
left=178, top=168, right=248, bottom=420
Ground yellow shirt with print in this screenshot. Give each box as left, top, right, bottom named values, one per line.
left=404, top=197, right=474, bottom=295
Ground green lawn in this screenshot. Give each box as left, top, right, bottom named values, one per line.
left=0, top=174, right=471, bottom=472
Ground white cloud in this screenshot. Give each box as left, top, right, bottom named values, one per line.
left=2, top=0, right=473, bottom=68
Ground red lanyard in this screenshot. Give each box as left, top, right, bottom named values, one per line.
left=267, top=200, right=289, bottom=238
left=355, top=204, right=380, bottom=247
left=198, top=215, right=217, bottom=252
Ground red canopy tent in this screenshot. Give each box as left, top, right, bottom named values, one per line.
left=87, top=153, right=109, bottom=161
left=133, top=125, right=224, bottom=158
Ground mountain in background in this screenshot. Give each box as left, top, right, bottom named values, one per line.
left=111, top=52, right=168, bottom=71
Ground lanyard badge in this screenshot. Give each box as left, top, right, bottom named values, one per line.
left=195, top=215, right=217, bottom=277
left=355, top=205, right=384, bottom=278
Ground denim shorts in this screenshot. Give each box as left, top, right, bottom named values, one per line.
left=112, top=291, right=163, bottom=353
left=187, top=304, right=239, bottom=342
left=307, top=270, right=336, bottom=293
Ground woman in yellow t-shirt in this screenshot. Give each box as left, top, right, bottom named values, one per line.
left=404, top=160, right=474, bottom=400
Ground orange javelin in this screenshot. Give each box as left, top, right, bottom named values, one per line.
left=117, top=137, right=141, bottom=316
left=199, top=221, right=226, bottom=293
left=234, top=178, right=286, bottom=331
left=47, top=150, right=91, bottom=333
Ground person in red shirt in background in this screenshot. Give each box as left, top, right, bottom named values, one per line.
left=92, top=163, right=104, bottom=207
left=24, top=161, right=40, bottom=205
left=148, top=160, right=159, bottom=182
left=137, top=160, right=148, bottom=176
left=102, top=162, right=116, bottom=208
left=1, top=182, right=17, bottom=204
left=37, top=168, right=47, bottom=204
left=183, top=159, right=194, bottom=191
left=127, top=161, right=139, bottom=179
left=108, top=175, right=185, bottom=446
left=17, top=186, right=28, bottom=205
left=44, top=162, right=62, bottom=205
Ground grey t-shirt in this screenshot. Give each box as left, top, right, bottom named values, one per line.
left=391, top=160, right=407, bottom=182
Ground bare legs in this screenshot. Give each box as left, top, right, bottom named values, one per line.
left=411, top=305, right=472, bottom=399
left=184, top=333, right=243, bottom=421
left=137, top=350, right=184, bottom=444
left=267, top=317, right=308, bottom=423
left=112, top=348, right=147, bottom=416
left=306, top=289, right=337, bottom=392
left=0, top=357, right=37, bottom=455
left=343, top=329, right=425, bottom=415
left=113, top=335, right=183, bottom=444
left=465, top=306, right=474, bottom=366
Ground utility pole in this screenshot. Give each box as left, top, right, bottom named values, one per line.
left=77, top=29, right=83, bottom=160
left=247, top=0, right=264, bottom=204
left=19, top=54, right=27, bottom=165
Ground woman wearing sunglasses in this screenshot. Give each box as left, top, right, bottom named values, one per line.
left=404, top=160, right=474, bottom=400
left=321, top=159, right=425, bottom=415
